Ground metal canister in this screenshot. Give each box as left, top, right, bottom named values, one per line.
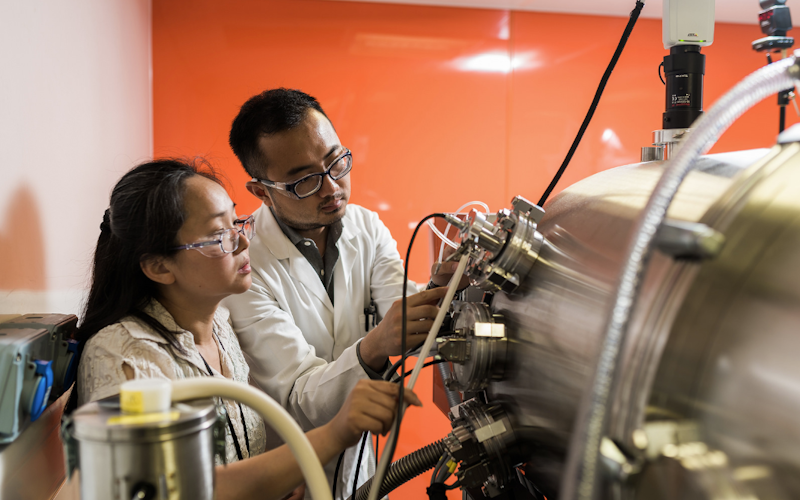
left=69, top=398, right=217, bottom=500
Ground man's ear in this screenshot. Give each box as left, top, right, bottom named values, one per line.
left=246, top=180, right=274, bottom=208
left=140, top=255, right=176, bottom=286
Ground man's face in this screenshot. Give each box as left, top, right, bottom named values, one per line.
left=248, top=109, right=351, bottom=232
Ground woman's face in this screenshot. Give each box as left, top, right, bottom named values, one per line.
left=165, top=175, right=252, bottom=303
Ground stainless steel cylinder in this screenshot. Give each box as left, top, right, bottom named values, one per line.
left=481, top=148, right=784, bottom=498
left=71, top=398, right=217, bottom=500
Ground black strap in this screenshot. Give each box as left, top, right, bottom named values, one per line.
left=225, top=409, right=246, bottom=462
left=198, top=351, right=251, bottom=461
left=213, top=332, right=252, bottom=456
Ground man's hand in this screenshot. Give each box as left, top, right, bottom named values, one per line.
left=329, top=380, right=422, bottom=449
left=359, top=287, right=448, bottom=370
left=430, top=245, right=470, bottom=288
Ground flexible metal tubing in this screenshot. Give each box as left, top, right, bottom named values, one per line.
left=352, top=439, right=446, bottom=500
left=170, top=378, right=332, bottom=500
left=560, top=54, right=800, bottom=500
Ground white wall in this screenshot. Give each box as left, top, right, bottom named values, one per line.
left=0, top=0, right=153, bottom=315
left=328, top=0, right=758, bottom=24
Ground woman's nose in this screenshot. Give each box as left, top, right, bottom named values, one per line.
left=235, top=231, right=250, bottom=253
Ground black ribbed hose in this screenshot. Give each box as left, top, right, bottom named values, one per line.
left=351, top=439, right=446, bottom=500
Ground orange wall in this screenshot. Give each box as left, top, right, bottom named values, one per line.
left=153, top=1, right=793, bottom=496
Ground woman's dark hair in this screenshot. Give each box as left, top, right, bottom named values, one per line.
left=75, top=158, right=222, bottom=350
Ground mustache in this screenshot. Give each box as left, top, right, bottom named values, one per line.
left=318, top=195, right=343, bottom=209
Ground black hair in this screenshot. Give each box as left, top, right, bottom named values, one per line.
left=75, top=158, right=222, bottom=352
left=228, top=88, right=329, bottom=178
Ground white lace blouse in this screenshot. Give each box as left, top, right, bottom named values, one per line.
left=78, top=300, right=267, bottom=465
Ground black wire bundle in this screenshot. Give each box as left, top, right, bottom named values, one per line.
left=366, top=213, right=447, bottom=499
left=332, top=451, right=345, bottom=498
left=537, top=0, right=646, bottom=207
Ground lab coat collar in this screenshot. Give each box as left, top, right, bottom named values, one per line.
left=254, top=203, right=361, bottom=257
left=254, top=203, right=362, bottom=311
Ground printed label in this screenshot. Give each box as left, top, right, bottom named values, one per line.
left=672, top=94, right=691, bottom=106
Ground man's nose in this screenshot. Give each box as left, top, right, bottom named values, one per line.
left=318, top=172, right=339, bottom=197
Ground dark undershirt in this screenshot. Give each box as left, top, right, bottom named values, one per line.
left=271, top=207, right=342, bottom=305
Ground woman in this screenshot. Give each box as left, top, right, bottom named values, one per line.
left=75, top=159, right=419, bottom=500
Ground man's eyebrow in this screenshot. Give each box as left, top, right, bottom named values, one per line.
left=285, top=146, right=340, bottom=178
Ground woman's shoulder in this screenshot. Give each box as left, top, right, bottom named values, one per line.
left=83, top=315, right=172, bottom=358
left=78, top=316, right=180, bottom=405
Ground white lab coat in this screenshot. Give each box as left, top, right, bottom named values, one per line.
left=223, top=203, right=418, bottom=499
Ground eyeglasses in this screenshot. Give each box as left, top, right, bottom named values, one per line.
left=172, top=215, right=255, bottom=257
left=252, top=148, right=352, bottom=199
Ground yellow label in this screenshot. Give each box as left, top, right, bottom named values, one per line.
left=120, top=390, right=144, bottom=414
left=107, top=411, right=180, bottom=426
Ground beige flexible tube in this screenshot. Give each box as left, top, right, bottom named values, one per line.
left=367, top=253, right=470, bottom=500
left=170, top=378, right=333, bottom=500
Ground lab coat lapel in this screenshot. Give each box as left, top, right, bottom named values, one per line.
left=289, top=257, right=333, bottom=313
left=257, top=205, right=333, bottom=312
left=333, top=216, right=360, bottom=337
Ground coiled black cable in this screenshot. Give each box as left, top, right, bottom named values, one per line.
left=350, top=439, right=446, bottom=500
left=537, top=0, right=645, bottom=207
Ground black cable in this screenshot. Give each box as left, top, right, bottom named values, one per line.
left=537, top=0, right=645, bottom=207
left=374, top=213, right=446, bottom=499
left=351, top=432, right=369, bottom=497
left=658, top=61, right=666, bottom=85
left=384, top=338, right=453, bottom=382
left=332, top=450, right=345, bottom=498
left=444, top=480, right=462, bottom=490
left=383, top=346, right=420, bottom=382
left=391, top=359, right=446, bottom=383
left=431, top=453, right=449, bottom=486
left=780, top=104, right=787, bottom=133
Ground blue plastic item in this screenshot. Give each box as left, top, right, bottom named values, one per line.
left=63, top=340, right=78, bottom=390
left=29, top=360, right=53, bottom=422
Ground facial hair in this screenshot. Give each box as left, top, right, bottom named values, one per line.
left=272, top=194, right=347, bottom=231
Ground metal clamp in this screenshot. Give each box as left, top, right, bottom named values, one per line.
left=446, top=195, right=545, bottom=294
left=439, top=303, right=507, bottom=392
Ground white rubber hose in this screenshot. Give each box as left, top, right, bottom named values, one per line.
left=367, top=253, right=470, bottom=500
left=170, top=378, right=333, bottom=500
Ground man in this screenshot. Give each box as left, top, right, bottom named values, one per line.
left=224, top=88, right=459, bottom=499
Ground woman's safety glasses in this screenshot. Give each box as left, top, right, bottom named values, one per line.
left=172, top=215, right=255, bottom=257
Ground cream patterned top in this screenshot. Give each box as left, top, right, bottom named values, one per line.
left=78, top=300, right=267, bottom=465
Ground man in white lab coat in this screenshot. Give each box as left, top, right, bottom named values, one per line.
left=223, top=88, right=459, bottom=499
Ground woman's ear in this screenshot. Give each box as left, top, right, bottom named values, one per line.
left=140, top=255, right=176, bottom=285
left=246, top=180, right=274, bottom=208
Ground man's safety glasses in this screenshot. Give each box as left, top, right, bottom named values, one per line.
left=252, top=148, right=352, bottom=199
left=172, top=215, right=255, bottom=257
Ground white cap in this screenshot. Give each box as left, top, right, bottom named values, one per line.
left=120, top=379, right=172, bottom=414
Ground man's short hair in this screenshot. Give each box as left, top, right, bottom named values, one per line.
left=229, top=88, right=329, bottom=178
